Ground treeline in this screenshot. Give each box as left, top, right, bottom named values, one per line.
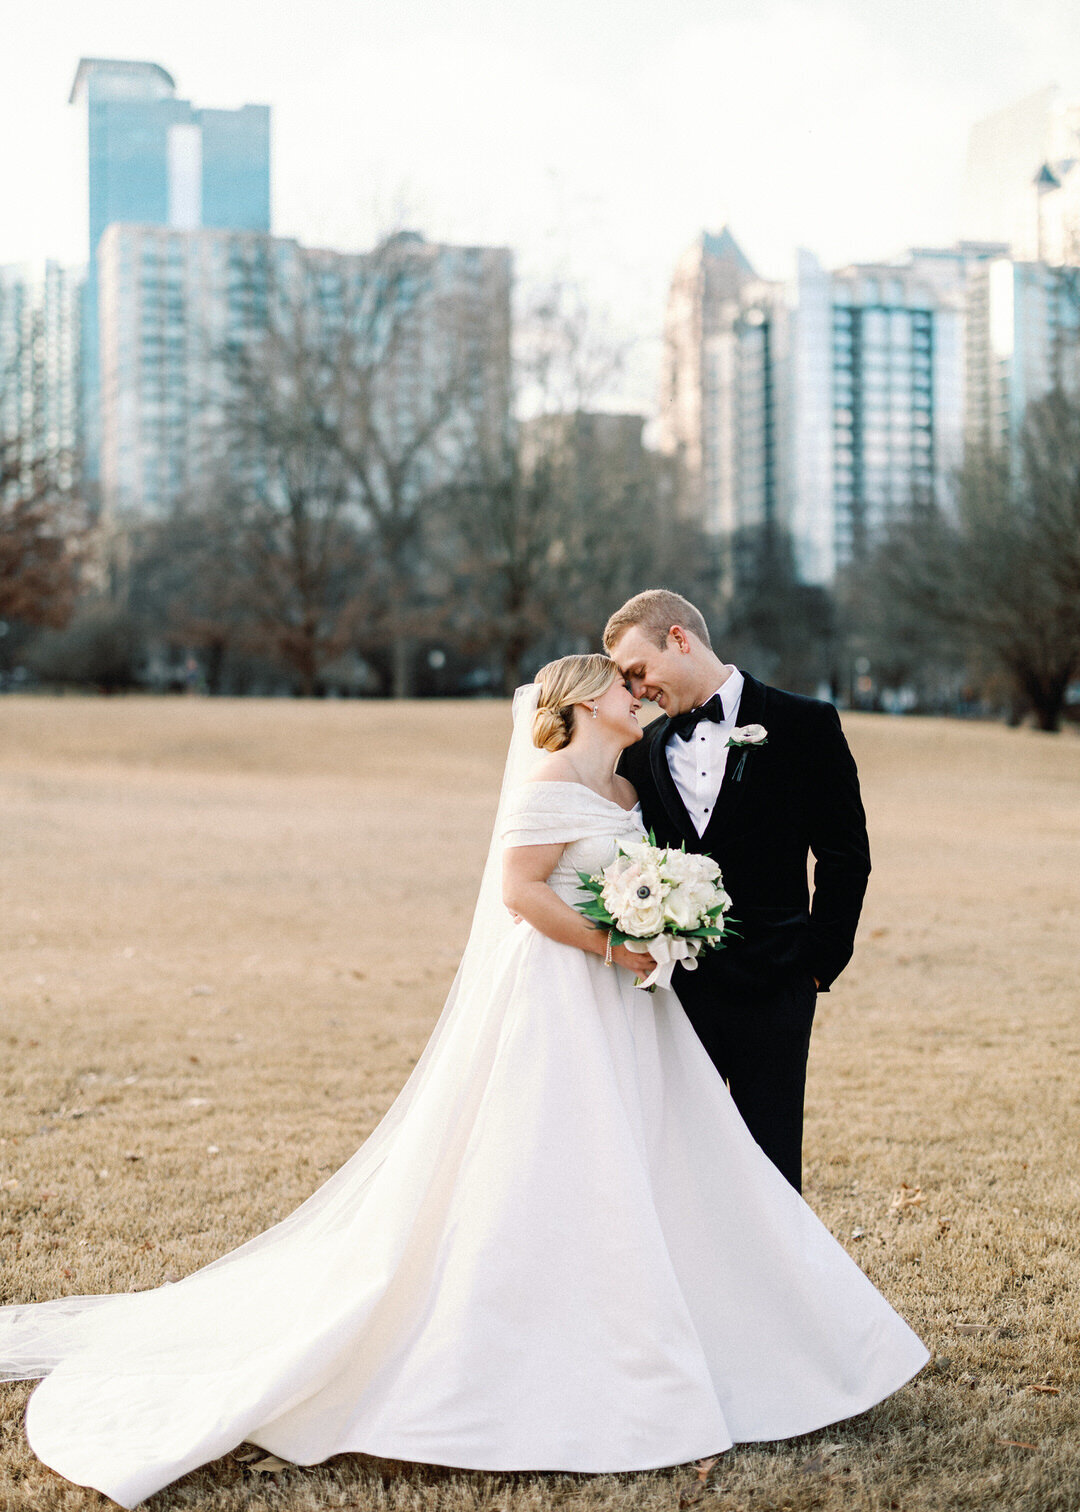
left=2, top=268, right=1079, bottom=727
left=838, top=388, right=1080, bottom=732
left=2, top=274, right=717, bottom=699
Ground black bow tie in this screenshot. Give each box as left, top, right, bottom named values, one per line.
left=668, top=693, right=725, bottom=742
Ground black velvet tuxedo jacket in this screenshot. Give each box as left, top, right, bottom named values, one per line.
left=617, top=673, right=871, bottom=1001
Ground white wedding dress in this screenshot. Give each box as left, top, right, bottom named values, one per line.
left=0, top=707, right=928, bottom=1509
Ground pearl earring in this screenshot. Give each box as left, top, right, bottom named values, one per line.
left=591, top=704, right=598, bottom=718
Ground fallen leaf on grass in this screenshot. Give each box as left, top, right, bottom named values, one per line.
left=995, top=1439, right=1039, bottom=1451
left=250, top=1454, right=293, bottom=1473
left=799, top=1453, right=830, bottom=1476
left=678, top=1455, right=719, bottom=1507
left=231, top=1446, right=262, bottom=1463
left=799, top=1445, right=843, bottom=1477
left=890, top=1183, right=925, bottom=1212
left=1026, top=1384, right=1060, bottom=1395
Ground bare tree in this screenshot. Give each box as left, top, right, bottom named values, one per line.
left=191, top=239, right=434, bottom=696
left=313, top=234, right=513, bottom=696
left=866, top=391, right=1080, bottom=731
left=721, top=525, right=837, bottom=696
left=442, top=284, right=697, bottom=690
left=110, top=232, right=509, bottom=698
left=211, top=370, right=371, bottom=698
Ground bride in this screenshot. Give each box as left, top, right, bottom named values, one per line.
left=0, top=654, right=928, bottom=1508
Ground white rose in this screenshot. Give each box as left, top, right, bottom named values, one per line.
left=601, top=853, right=637, bottom=887
left=664, top=881, right=709, bottom=931
left=624, top=898, right=665, bottom=937
left=658, top=850, right=698, bottom=885
left=693, top=853, right=722, bottom=884
left=619, top=838, right=664, bottom=867
left=729, top=723, right=767, bottom=746
left=673, top=878, right=723, bottom=928
left=668, top=850, right=722, bottom=886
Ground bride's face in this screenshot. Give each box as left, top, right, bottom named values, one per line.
left=583, top=679, right=643, bottom=746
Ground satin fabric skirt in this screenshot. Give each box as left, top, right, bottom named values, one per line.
left=10, top=923, right=927, bottom=1507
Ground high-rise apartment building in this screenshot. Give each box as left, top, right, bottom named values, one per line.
left=964, top=256, right=1080, bottom=453
left=97, top=226, right=512, bottom=520
left=659, top=232, right=965, bottom=586
left=657, top=228, right=787, bottom=539
left=790, top=251, right=965, bottom=584
left=69, top=58, right=271, bottom=490
left=0, top=261, right=83, bottom=495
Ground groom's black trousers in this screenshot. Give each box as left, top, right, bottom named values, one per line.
left=675, top=971, right=818, bottom=1194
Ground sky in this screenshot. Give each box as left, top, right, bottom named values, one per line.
left=4, top=0, right=1080, bottom=409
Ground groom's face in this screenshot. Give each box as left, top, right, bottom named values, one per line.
left=609, top=625, right=698, bottom=715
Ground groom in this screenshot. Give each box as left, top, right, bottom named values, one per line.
left=605, top=589, right=871, bottom=1193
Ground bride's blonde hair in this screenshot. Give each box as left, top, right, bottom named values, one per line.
left=532, top=653, right=621, bottom=752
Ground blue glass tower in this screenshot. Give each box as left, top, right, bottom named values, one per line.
left=69, top=59, right=270, bottom=493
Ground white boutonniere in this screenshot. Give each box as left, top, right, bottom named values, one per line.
left=725, top=724, right=768, bottom=781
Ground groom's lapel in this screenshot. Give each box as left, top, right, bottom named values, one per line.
left=646, top=718, right=698, bottom=845
left=703, top=672, right=768, bottom=842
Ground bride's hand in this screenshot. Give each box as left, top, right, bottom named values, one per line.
left=609, top=943, right=657, bottom=975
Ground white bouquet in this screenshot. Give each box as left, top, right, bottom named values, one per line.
left=576, top=832, right=739, bottom=990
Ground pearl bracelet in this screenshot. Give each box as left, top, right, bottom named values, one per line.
left=604, top=931, right=614, bottom=967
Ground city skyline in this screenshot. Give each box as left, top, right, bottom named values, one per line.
left=5, top=0, right=1080, bottom=412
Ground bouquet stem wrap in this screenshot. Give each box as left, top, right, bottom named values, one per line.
left=626, top=935, right=705, bottom=991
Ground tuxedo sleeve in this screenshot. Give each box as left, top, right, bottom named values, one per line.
left=804, top=703, right=871, bottom=991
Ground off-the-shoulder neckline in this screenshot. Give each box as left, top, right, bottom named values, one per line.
left=522, top=778, right=642, bottom=815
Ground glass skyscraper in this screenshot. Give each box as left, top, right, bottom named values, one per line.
left=69, top=58, right=270, bottom=493
left=790, top=251, right=965, bottom=584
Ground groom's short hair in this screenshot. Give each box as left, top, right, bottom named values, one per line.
left=603, top=590, right=712, bottom=652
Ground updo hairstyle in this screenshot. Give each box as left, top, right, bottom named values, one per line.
left=532, top=653, right=621, bottom=752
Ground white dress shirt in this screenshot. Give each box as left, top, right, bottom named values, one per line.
left=665, top=667, right=744, bottom=837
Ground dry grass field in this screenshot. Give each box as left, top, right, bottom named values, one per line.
left=0, top=695, right=1078, bottom=1512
